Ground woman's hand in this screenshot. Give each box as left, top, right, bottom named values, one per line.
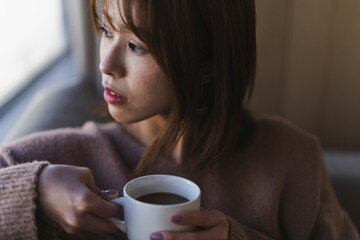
left=37, top=164, right=118, bottom=235
left=149, top=208, right=230, bottom=240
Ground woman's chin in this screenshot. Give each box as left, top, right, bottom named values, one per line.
left=107, top=106, right=125, bottom=122
left=108, top=106, right=141, bottom=124
left=109, top=110, right=129, bottom=123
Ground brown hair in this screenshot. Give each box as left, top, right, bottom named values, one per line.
left=90, top=0, right=256, bottom=175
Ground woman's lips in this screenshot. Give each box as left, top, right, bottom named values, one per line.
left=103, top=87, right=128, bottom=104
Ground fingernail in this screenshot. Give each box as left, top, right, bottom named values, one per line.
left=104, top=189, right=119, bottom=197
left=171, top=215, right=183, bottom=223
left=149, top=232, right=164, bottom=240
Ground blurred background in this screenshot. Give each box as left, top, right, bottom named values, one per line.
left=0, top=0, right=105, bottom=142
left=0, top=0, right=359, bottom=228
left=0, top=0, right=67, bottom=108
left=251, top=0, right=360, bottom=151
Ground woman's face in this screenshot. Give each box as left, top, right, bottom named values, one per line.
left=99, top=4, right=172, bottom=123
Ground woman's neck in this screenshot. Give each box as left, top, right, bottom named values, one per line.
left=124, top=115, right=183, bottom=163
left=125, top=115, right=166, bottom=146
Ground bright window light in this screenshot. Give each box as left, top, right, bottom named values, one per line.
left=0, top=0, right=67, bottom=107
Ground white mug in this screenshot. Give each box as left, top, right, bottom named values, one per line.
left=109, top=174, right=201, bottom=240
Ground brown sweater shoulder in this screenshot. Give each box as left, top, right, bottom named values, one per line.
left=237, top=115, right=322, bottom=171
left=254, top=115, right=319, bottom=146
left=247, top=116, right=358, bottom=239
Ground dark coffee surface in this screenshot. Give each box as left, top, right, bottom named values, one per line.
left=136, top=192, right=189, bottom=205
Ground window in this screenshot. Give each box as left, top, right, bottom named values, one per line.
left=0, top=0, right=67, bottom=107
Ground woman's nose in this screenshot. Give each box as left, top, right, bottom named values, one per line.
left=99, top=44, right=125, bottom=78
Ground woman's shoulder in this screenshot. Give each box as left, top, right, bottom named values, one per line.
left=245, top=114, right=323, bottom=168
left=253, top=115, right=320, bottom=147
left=229, top=115, right=325, bottom=194
left=0, top=121, right=122, bottom=153
left=2, top=121, right=118, bottom=146
left=2, top=120, right=142, bottom=153
left=0, top=121, right=131, bottom=165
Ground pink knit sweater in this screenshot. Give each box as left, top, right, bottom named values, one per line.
left=0, top=116, right=358, bottom=240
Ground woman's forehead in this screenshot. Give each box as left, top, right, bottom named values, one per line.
left=103, top=0, right=138, bottom=32
left=102, top=0, right=128, bottom=31
left=103, top=0, right=121, bottom=21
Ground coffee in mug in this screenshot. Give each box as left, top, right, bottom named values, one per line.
left=136, top=192, right=189, bottom=205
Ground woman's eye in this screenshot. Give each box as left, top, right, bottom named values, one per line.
left=128, top=42, right=146, bottom=54
left=99, top=26, right=112, bottom=38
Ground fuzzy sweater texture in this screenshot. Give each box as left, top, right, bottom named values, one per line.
left=0, top=116, right=358, bottom=240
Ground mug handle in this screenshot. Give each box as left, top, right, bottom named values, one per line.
left=109, top=197, right=126, bottom=233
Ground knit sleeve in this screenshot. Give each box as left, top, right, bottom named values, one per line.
left=0, top=161, right=49, bottom=240
left=309, top=210, right=359, bottom=240
left=308, top=160, right=360, bottom=240
left=227, top=211, right=359, bottom=240
left=227, top=216, right=274, bottom=240
left=0, top=122, right=120, bottom=240
left=0, top=125, right=89, bottom=240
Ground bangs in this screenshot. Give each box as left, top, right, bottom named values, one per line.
left=90, top=0, right=151, bottom=43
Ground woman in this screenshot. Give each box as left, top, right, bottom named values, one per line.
left=0, top=0, right=358, bottom=239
